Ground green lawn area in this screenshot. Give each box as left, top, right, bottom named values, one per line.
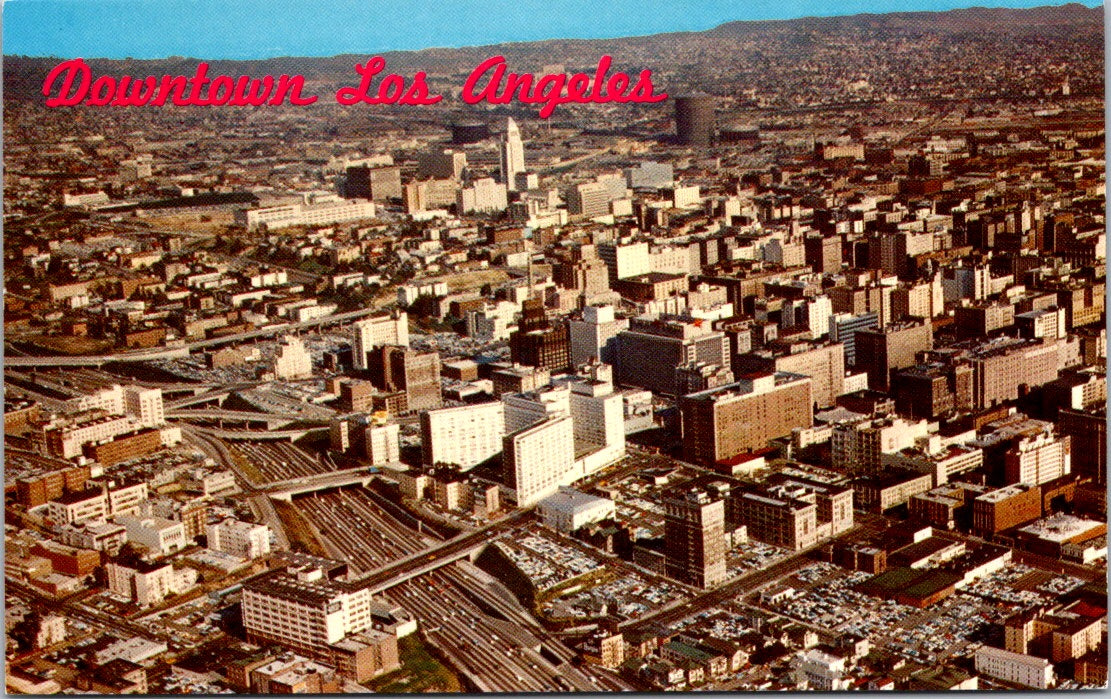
left=369, top=634, right=463, bottom=693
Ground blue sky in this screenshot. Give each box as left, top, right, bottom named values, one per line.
left=3, top=0, right=1102, bottom=60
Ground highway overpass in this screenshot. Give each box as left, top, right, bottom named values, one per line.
left=4, top=307, right=386, bottom=367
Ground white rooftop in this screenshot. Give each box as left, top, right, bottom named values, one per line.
left=1019, top=514, right=1104, bottom=543
left=538, top=487, right=613, bottom=514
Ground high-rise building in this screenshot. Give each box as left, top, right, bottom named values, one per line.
left=854, top=321, right=933, bottom=392
left=972, top=484, right=1043, bottom=535
left=365, top=423, right=400, bottom=465
left=830, top=416, right=934, bottom=477
left=674, top=94, right=716, bottom=146
left=828, top=312, right=879, bottom=367
left=567, top=181, right=610, bottom=219
left=663, top=486, right=726, bottom=588
left=344, top=165, right=402, bottom=201
left=892, top=362, right=973, bottom=419
left=615, top=316, right=729, bottom=396
left=597, top=241, right=651, bottom=282
left=351, top=312, right=408, bottom=371
left=1003, top=432, right=1071, bottom=486
left=417, top=149, right=467, bottom=180
left=491, top=363, right=551, bottom=396
left=509, top=299, right=571, bottom=373
left=456, top=177, right=509, bottom=213
left=679, top=372, right=813, bottom=465
left=123, top=386, right=164, bottom=428
left=560, top=362, right=626, bottom=471
left=273, top=335, right=313, bottom=380
left=403, top=179, right=458, bottom=213
left=207, top=518, right=271, bottom=559
left=242, top=568, right=401, bottom=682
left=499, top=118, right=526, bottom=192
left=1056, top=406, right=1105, bottom=485
left=420, top=402, right=506, bottom=469
left=553, top=244, right=611, bottom=299
left=503, top=415, right=575, bottom=507
left=503, top=383, right=570, bottom=433
left=890, top=276, right=945, bottom=323
left=733, top=342, right=845, bottom=408
left=567, top=305, right=629, bottom=368
left=804, top=235, right=842, bottom=274
left=367, top=346, right=442, bottom=414
left=738, top=489, right=819, bottom=552
left=966, top=337, right=1059, bottom=410
left=499, top=370, right=624, bottom=505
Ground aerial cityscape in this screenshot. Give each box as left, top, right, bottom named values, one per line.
left=2, top=1, right=1107, bottom=693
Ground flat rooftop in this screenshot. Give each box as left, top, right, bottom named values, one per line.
left=1019, top=515, right=1105, bottom=543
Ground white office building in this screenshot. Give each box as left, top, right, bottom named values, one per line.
left=116, top=515, right=187, bottom=557
left=365, top=423, right=401, bottom=466
left=568, top=305, right=628, bottom=368
left=273, top=335, right=313, bottom=380
left=457, top=177, right=508, bottom=213
left=351, top=312, right=409, bottom=370
left=503, top=415, right=576, bottom=507
left=794, top=648, right=851, bottom=691
left=123, top=386, right=164, bottom=427
left=499, top=118, right=526, bottom=191
left=1004, top=432, right=1071, bottom=486
left=420, top=402, right=506, bottom=470
left=974, top=646, right=1054, bottom=689
left=107, top=561, right=197, bottom=608
left=235, top=198, right=377, bottom=231
left=207, top=518, right=271, bottom=559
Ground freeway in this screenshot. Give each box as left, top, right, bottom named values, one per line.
left=294, top=487, right=627, bottom=692
left=179, top=424, right=292, bottom=549
left=166, top=408, right=306, bottom=423
left=352, top=510, right=529, bottom=591
left=182, top=423, right=326, bottom=441
left=4, top=306, right=386, bottom=367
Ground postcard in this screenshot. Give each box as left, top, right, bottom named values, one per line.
left=3, top=0, right=1106, bottom=693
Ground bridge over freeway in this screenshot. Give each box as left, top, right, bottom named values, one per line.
left=352, top=511, right=529, bottom=595
left=166, top=408, right=315, bottom=427
left=187, top=426, right=328, bottom=441
left=4, top=307, right=386, bottom=367
left=264, top=467, right=387, bottom=499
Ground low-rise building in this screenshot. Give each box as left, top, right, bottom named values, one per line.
left=538, top=488, right=616, bottom=533
left=207, top=519, right=271, bottom=559
left=974, top=645, right=1054, bottom=689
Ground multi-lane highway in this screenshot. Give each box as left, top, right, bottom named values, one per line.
left=4, top=306, right=385, bottom=367
left=293, top=487, right=631, bottom=691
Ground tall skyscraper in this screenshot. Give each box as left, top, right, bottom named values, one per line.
left=509, top=298, right=571, bottom=373
left=664, top=485, right=727, bottom=588
left=499, top=118, right=526, bottom=192
left=674, top=94, right=716, bottom=146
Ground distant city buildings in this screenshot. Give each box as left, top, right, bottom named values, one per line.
left=2, top=9, right=1107, bottom=691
